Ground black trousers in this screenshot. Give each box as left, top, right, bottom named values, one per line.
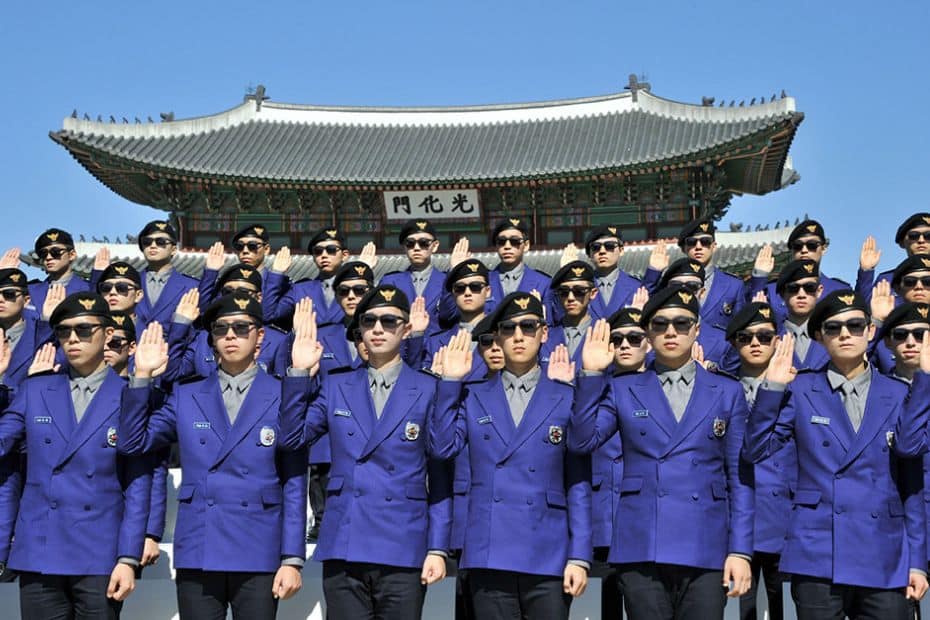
left=790, top=575, right=910, bottom=620
left=739, top=551, right=786, bottom=620
left=322, top=560, right=425, bottom=620
left=618, top=562, right=726, bottom=620
left=308, top=462, right=331, bottom=527
left=449, top=551, right=475, bottom=620
left=593, top=547, right=623, bottom=620
left=175, top=569, right=277, bottom=620
left=467, top=568, right=572, bottom=620
left=19, top=572, right=122, bottom=620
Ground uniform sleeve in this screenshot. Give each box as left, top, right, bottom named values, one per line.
left=565, top=451, right=593, bottom=564
left=566, top=374, right=618, bottom=455
left=262, top=270, right=292, bottom=325
left=277, top=446, right=309, bottom=561
left=197, top=268, right=220, bottom=309
left=641, top=266, right=663, bottom=294
left=855, top=268, right=877, bottom=305
left=436, top=289, right=460, bottom=327
left=742, top=384, right=795, bottom=463
left=426, top=457, right=453, bottom=554
left=894, top=371, right=930, bottom=457
left=898, top=454, right=926, bottom=573
left=116, top=452, right=154, bottom=562
left=725, top=390, right=754, bottom=557
left=161, top=320, right=197, bottom=385
left=0, top=452, right=21, bottom=563
left=427, top=380, right=468, bottom=460
left=145, top=448, right=170, bottom=540
left=118, top=381, right=179, bottom=454
left=279, top=374, right=327, bottom=450
left=0, top=387, right=26, bottom=458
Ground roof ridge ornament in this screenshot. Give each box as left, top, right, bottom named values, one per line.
left=245, top=84, right=270, bottom=112
left=625, top=74, right=650, bottom=103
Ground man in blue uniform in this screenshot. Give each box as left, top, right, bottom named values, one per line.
left=542, top=260, right=597, bottom=367
left=576, top=225, right=647, bottom=321
left=381, top=219, right=447, bottom=328
left=230, top=224, right=276, bottom=300
left=856, top=212, right=930, bottom=304
left=97, top=262, right=144, bottom=332
left=120, top=293, right=307, bottom=619
left=27, top=228, right=90, bottom=318
left=774, top=259, right=830, bottom=371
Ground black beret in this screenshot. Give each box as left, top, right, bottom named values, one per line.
left=677, top=219, right=716, bottom=248
left=445, top=259, right=489, bottom=291
left=333, top=261, right=374, bottom=288
left=788, top=219, right=826, bottom=245
left=232, top=224, right=270, bottom=243
left=584, top=225, right=623, bottom=253
left=485, top=292, right=544, bottom=329
left=808, top=290, right=869, bottom=337
left=216, top=263, right=263, bottom=291
left=98, top=261, right=142, bottom=287
left=471, top=313, right=496, bottom=342
left=202, top=291, right=263, bottom=328
left=551, top=260, right=596, bottom=288
left=775, top=259, right=820, bottom=295
left=878, top=302, right=930, bottom=340
left=490, top=217, right=530, bottom=241
left=107, top=310, right=137, bottom=342
left=34, top=228, right=74, bottom=252
left=0, top=268, right=28, bottom=290
left=659, top=258, right=706, bottom=288
left=895, top=213, right=930, bottom=245
left=346, top=285, right=411, bottom=341
left=397, top=219, right=437, bottom=244
left=138, top=220, right=177, bottom=248
left=608, top=307, right=644, bottom=330
left=307, top=228, right=346, bottom=251
left=892, top=254, right=930, bottom=288
left=49, top=292, right=110, bottom=327
left=641, top=284, right=701, bottom=326
left=725, top=302, right=777, bottom=340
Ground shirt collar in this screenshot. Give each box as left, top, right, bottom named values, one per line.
left=784, top=319, right=810, bottom=338
left=368, top=359, right=403, bottom=387
left=412, top=264, right=433, bottom=280
left=4, top=320, right=26, bottom=343
left=499, top=262, right=525, bottom=280
left=564, top=315, right=592, bottom=335
left=51, top=272, right=73, bottom=286
left=147, top=266, right=174, bottom=282
left=69, top=364, right=109, bottom=390
left=596, top=267, right=619, bottom=285
left=655, top=360, right=697, bottom=384
left=826, top=363, right=872, bottom=394
left=501, top=365, right=541, bottom=392
left=217, top=364, right=259, bottom=392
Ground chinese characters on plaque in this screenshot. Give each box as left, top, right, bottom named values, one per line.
left=383, top=189, right=481, bottom=221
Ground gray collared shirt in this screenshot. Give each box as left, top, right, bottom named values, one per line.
left=826, top=363, right=872, bottom=432
left=703, top=264, right=716, bottom=296
left=412, top=265, right=433, bottom=297
left=739, top=374, right=764, bottom=406
left=69, top=365, right=109, bottom=422
left=217, top=364, right=259, bottom=425
left=320, top=275, right=336, bottom=306
left=51, top=272, right=73, bottom=286
left=368, top=360, right=403, bottom=418
left=655, top=360, right=697, bottom=421
left=146, top=267, right=173, bottom=306
left=4, top=320, right=26, bottom=353
left=784, top=319, right=812, bottom=362
left=563, top=316, right=591, bottom=359
left=596, top=267, right=620, bottom=305
left=501, top=366, right=541, bottom=427
left=499, top=263, right=525, bottom=296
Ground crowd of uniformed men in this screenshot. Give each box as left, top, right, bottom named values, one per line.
left=0, top=212, right=929, bottom=619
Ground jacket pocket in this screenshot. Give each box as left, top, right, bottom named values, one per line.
left=326, top=476, right=345, bottom=494
left=711, top=481, right=728, bottom=500
left=620, top=476, right=643, bottom=495
left=261, top=485, right=283, bottom=506
left=405, top=482, right=427, bottom=500
left=177, top=483, right=196, bottom=503
left=792, top=489, right=822, bottom=507
left=546, top=490, right=567, bottom=508
left=889, top=498, right=905, bottom=517
left=453, top=479, right=469, bottom=495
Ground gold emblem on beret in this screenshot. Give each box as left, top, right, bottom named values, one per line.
left=690, top=262, right=701, bottom=272
left=354, top=265, right=367, bottom=275
left=918, top=307, right=929, bottom=318
left=513, top=296, right=530, bottom=310
left=509, top=218, right=520, bottom=226
left=571, top=267, right=586, bottom=277
left=46, top=232, right=59, bottom=241
left=699, top=223, right=709, bottom=232
left=922, top=258, right=930, bottom=268
left=806, top=224, right=817, bottom=233
left=380, top=289, right=396, bottom=302
left=325, top=229, right=337, bottom=238
left=677, top=291, right=693, bottom=304
left=239, top=269, right=253, bottom=278
left=9, top=273, right=20, bottom=283
left=155, top=222, right=168, bottom=230
left=78, top=298, right=96, bottom=310
left=607, top=226, right=617, bottom=235
left=759, top=308, right=771, bottom=318
left=629, top=312, right=641, bottom=323
left=416, top=221, right=427, bottom=230
left=838, top=294, right=855, bottom=305
left=233, top=297, right=250, bottom=310
left=253, top=226, right=265, bottom=235
left=923, top=217, right=930, bottom=225
left=112, top=315, right=125, bottom=326
left=803, top=263, right=815, bottom=273
left=114, top=265, right=129, bottom=275
left=466, top=262, right=479, bottom=272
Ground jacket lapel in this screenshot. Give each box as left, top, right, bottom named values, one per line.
left=700, top=276, right=726, bottom=319
left=5, top=317, right=38, bottom=386
left=192, top=379, right=231, bottom=442
left=840, top=370, right=895, bottom=468
left=42, top=375, right=74, bottom=442
left=338, top=369, right=373, bottom=440
left=662, top=367, right=721, bottom=456
left=628, top=372, right=677, bottom=440
left=474, top=376, right=514, bottom=445
left=56, top=371, right=122, bottom=467
left=153, top=270, right=186, bottom=314
left=360, top=365, right=422, bottom=458
left=500, top=376, right=563, bottom=462
left=213, top=370, right=276, bottom=466
left=803, top=378, right=855, bottom=452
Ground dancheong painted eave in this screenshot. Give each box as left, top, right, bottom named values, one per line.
left=50, top=86, right=803, bottom=195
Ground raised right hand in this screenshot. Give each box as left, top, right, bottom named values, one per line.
left=581, top=319, right=614, bottom=372
left=134, top=322, right=169, bottom=379
left=764, top=334, right=797, bottom=384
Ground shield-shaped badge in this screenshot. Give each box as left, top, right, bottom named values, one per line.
left=260, top=426, right=276, bottom=447
left=548, top=425, right=564, bottom=444
left=887, top=431, right=895, bottom=448
left=405, top=422, right=420, bottom=441
left=712, top=418, right=727, bottom=438
left=722, top=302, right=733, bottom=316
left=107, top=426, right=118, bottom=447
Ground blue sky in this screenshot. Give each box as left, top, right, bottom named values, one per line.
left=3, top=1, right=928, bottom=281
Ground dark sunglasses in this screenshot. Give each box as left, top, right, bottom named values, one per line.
left=784, top=282, right=819, bottom=295
left=336, top=284, right=370, bottom=297
left=311, top=244, right=342, bottom=256
left=821, top=318, right=868, bottom=337
left=648, top=316, right=696, bottom=334
left=906, top=231, right=930, bottom=243
left=556, top=285, right=592, bottom=299
left=671, top=280, right=702, bottom=293
left=610, top=332, right=646, bottom=347
left=683, top=236, right=714, bottom=248
left=54, top=323, right=103, bottom=340
left=37, top=246, right=71, bottom=260
left=589, top=241, right=620, bottom=253
left=453, top=282, right=486, bottom=295
left=220, top=285, right=258, bottom=297
left=210, top=321, right=258, bottom=338
left=358, top=313, right=406, bottom=330
left=477, top=334, right=496, bottom=347
left=141, top=236, right=174, bottom=248
left=791, top=240, right=823, bottom=253
left=891, top=327, right=928, bottom=343
left=901, top=276, right=930, bottom=289
left=233, top=240, right=265, bottom=253
left=404, top=238, right=434, bottom=250
left=106, top=337, right=130, bottom=351
left=496, top=318, right=543, bottom=336
left=98, top=282, right=137, bottom=296
left=496, top=236, right=525, bottom=248
left=734, top=329, right=777, bottom=345
left=0, top=289, right=23, bottom=302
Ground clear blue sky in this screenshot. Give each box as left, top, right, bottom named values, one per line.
left=3, top=1, right=928, bottom=282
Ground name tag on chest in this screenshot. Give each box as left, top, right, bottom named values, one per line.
left=194, top=421, right=211, bottom=430
left=810, top=415, right=831, bottom=426
left=33, top=416, right=52, bottom=424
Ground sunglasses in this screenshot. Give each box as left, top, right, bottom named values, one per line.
left=336, top=284, right=370, bottom=297
left=404, top=238, right=434, bottom=250
left=891, top=327, right=928, bottom=342
left=734, top=329, right=777, bottom=345
left=54, top=323, right=103, bottom=341
left=496, top=318, right=543, bottom=336
left=211, top=321, right=258, bottom=338
left=791, top=240, right=823, bottom=253
left=141, top=236, right=174, bottom=248
left=556, top=285, right=592, bottom=299
left=358, top=313, right=406, bottom=330
left=98, top=282, right=137, bottom=296
left=0, top=289, right=23, bottom=302
left=784, top=282, right=819, bottom=295
left=220, top=285, right=258, bottom=297
left=671, top=280, right=702, bottom=293
left=589, top=241, right=620, bottom=253
left=496, top=236, right=525, bottom=248
left=37, top=247, right=71, bottom=260
left=477, top=334, right=496, bottom=347
left=906, top=231, right=930, bottom=243
left=683, top=236, right=714, bottom=248
left=901, top=276, right=930, bottom=289
left=610, top=332, right=646, bottom=347
left=821, top=318, right=868, bottom=337
left=311, top=245, right=342, bottom=256
left=453, top=282, right=487, bottom=295
left=106, top=337, right=130, bottom=351
left=648, top=316, right=696, bottom=334
left=233, top=240, right=265, bottom=253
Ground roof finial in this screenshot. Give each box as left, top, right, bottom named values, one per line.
left=625, top=74, right=650, bottom=102
left=701, top=97, right=714, bottom=107
left=160, top=112, right=175, bottom=122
